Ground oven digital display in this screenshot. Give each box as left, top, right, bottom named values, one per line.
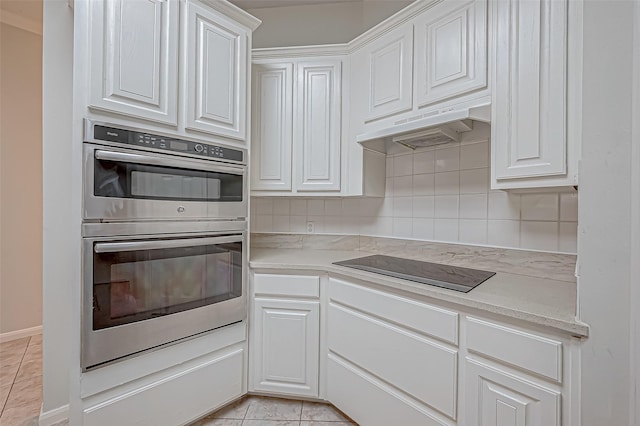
left=170, top=140, right=188, bottom=151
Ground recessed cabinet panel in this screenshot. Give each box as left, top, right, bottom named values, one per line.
left=251, top=64, right=294, bottom=190
left=295, top=61, right=342, bottom=191
left=185, top=0, right=247, bottom=140
left=89, top=0, right=178, bottom=125
left=465, top=358, right=561, bottom=426
left=365, top=25, right=414, bottom=121
left=251, top=298, right=319, bottom=397
left=492, top=0, right=568, bottom=180
left=415, top=0, right=488, bottom=107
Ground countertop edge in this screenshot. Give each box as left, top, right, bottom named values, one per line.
left=249, top=259, right=589, bottom=338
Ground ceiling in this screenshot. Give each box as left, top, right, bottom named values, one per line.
left=0, top=0, right=42, bottom=24
left=230, top=0, right=361, bottom=10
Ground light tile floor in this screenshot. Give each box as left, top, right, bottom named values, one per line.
left=191, top=396, right=358, bottom=426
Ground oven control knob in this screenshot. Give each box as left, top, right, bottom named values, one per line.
left=177, top=206, right=185, bottom=213
left=194, top=144, right=204, bottom=153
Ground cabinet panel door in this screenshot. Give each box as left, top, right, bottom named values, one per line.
left=251, top=299, right=319, bottom=397
left=365, top=25, right=414, bottom=121
left=185, top=0, right=247, bottom=140
left=89, top=0, right=178, bottom=125
left=414, top=0, right=487, bottom=107
left=251, top=63, right=294, bottom=191
left=492, top=0, right=568, bottom=180
left=465, top=358, right=561, bottom=426
left=294, top=60, right=342, bottom=192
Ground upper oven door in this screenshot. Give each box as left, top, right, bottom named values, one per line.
left=83, top=143, right=247, bottom=221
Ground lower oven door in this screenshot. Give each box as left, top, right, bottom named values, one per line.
left=82, top=232, right=246, bottom=370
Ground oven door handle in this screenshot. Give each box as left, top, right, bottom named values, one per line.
left=94, top=150, right=245, bottom=175
left=94, top=235, right=243, bottom=253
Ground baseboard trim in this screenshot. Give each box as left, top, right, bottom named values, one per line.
left=0, top=325, right=42, bottom=343
left=39, top=404, right=69, bottom=426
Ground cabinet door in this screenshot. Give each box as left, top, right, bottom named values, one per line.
left=185, top=0, right=247, bottom=140
left=364, top=24, right=413, bottom=122
left=251, top=63, right=294, bottom=191
left=465, top=358, right=561, bottom=426
left=251, top=298, right=320, bottom=397
left=294, top=60, right=342, bottom=192
left=414, top=0, right=487, bottom=107
left=492, top=0, right=568, bottom=181
left=89, top=0, right=179, bottom=125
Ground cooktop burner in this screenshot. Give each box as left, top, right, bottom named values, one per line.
left=333, top=255, right=495, bottom=293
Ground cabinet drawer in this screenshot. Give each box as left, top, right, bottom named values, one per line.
left=465, top=317, right=563, bottom=382
left=254, top=273, right=320, bottom=298
left=329, top=303, right=457, bottom=419
left=328, top=277, right=458, bottom=344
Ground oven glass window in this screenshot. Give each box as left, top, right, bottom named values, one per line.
left=92, top=240, right=242, bottom=330
left=93, top=158, right=243, bottom=202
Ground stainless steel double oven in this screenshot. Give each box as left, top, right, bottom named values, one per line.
left=82, top=119, right=248, bottom=370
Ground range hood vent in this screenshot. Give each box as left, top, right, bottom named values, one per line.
left=357, top=104, right=491, bottom=154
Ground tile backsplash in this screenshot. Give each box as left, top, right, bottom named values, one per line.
left=251, top=140, right=578, bottom=254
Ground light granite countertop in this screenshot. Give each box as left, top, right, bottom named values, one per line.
left=250, top=246, right=589, bottom=338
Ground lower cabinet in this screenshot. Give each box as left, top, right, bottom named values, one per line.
left=465, top=358, right=561, bottom=426
left=249, top=273, right=321, bottom=397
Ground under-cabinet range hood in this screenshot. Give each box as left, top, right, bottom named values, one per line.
left=357, top=104, right=491, bottom=154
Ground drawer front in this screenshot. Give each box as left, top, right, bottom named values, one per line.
left=328, top=354, right=449, bottom=426
left=254, top=273, right=320, bottom=298
left=465, top=317, right=563, bottom=382
left=328, top=277, right=458, bottom=344
left=329, top=303, right=458, bottom=419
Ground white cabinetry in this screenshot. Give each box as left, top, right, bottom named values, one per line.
left=491, top=0, right=580, bottom=189
left=363, top=25, right=414, bottom=122
left=250, top=273, right=320, bottom=397
left=414, top=0, right=488, bottom=108
left=89, top=0, right=179, bottom=125
left=251, top=58, right=343, bottom=194
left=251, top=63, right=294, bottom=191
left=184, top=0, right=248, bottom=140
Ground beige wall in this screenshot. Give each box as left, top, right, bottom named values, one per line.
left=0, top=22, right=43, bottom=335
left=249, top=0, right=412, bottom=48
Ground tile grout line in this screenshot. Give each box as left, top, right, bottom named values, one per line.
left=0, top=337, right=31, bottom=418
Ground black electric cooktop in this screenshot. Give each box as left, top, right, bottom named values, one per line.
left=333, top=255, right=495, bottom=293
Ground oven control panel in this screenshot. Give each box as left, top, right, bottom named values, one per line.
left=92, top=124, right=244, bottom=163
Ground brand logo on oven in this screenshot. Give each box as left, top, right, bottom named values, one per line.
left=177, top=206, right=185, bottom=213
left=106, top=131, right=119, bottom=137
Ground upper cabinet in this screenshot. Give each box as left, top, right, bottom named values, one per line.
left=88, top=0, right=259, bottom=144
left=184, top=0, right=248, bottom=140
left=414, top=0, right=488, bottom=108
left=89, top=0, right=179, bottom=125
left=251, top=57, right=348, bottom=195
left=363, top=25, right=414, bottom=122
left=491, top=0, right=576, bottom=189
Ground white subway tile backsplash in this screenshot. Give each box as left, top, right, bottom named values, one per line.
left=521, top=221, right=559, bottom=251
left=393, top=217, right=413, bottom=238
left=435, top=146, right=460, bottom=172
left=394, top=154, right=413, bottom=176
left=434, top=195, right=459, bottom=218
left=434, top=171, right=460, bottom=195
left=394, top=175, right=413, bottom=196
left=272, top=199, right=290, bottom=216
left=521, top=194, right=559, bottom=221
left=460, top=141, right=490, bottom=170
left=459, top=219, right=488, bottom=244
left=412, top=218, right=434, bottom=240
left=459, top=194, right=488, bottom=219
left=413, top=150, right=436, bottom=174
left=393, top=197, right=413, bottom=218
left=488, top=220, right=521, bottom=248
left=560, top=193, right=579, bottom=222
left=460, top=168, right=489, bottom=194
left=488, top=191, right=521, bottom=220
left=251, top=144, right=577, bottom=254
left=434, top=219, right=459, bottom=241
left=413, top=173, right=435, bottom=196
left=413, top=196, right=435, bottom=218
